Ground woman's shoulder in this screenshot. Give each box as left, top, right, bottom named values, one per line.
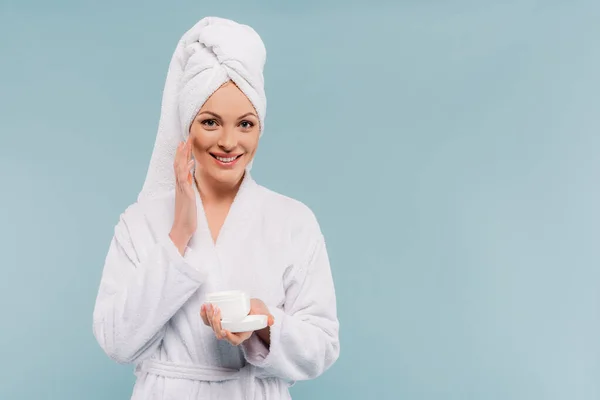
left=115, top=190, right=176, bottom=236
left=122, top=190, right=175, bottom=218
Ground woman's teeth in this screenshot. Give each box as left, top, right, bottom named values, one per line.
left=216, top=155, right=237, bottom=163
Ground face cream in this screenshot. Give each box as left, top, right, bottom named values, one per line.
left=205, top=290, right=251, bottom=322
left=203, top=290, right=268, bottom=333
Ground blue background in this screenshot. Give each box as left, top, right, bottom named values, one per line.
left=1, top=0, right=600, bottom=399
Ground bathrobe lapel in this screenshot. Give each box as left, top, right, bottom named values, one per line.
left=188, top=172, right=261, bottom=291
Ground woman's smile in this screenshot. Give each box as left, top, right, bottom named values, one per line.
left=210, top=152, right=244, bottom=167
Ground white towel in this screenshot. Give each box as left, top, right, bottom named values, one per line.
left=138, top=16, right=267, bottom=202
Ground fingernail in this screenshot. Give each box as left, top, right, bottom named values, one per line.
left=221, top=330, right=226, bottom=337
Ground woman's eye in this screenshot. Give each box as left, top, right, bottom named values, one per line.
left=240, top=120, right=254, bottom=129
left=201, top=119, right=217, bottom=127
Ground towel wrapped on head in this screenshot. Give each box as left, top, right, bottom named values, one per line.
left=138, top=16, right=267, bottom=202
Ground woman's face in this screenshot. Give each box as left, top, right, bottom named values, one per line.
left=189, top=80, right=260, bottom=189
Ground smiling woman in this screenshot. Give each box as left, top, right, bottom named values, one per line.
left=91, top=16, right=340, bottom=400
left=188, top=80, right=263, bottom=244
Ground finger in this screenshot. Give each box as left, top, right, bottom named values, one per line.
left=213, top=306, right=225, bottom=339
left=178, top=151, right=190, bottom=187
left=186, top=138, right=192, bottom=161
left=208, top=304, right=217, bottom=330
left=206, top=304, right=214, bottom=328
left=267, top=314, right=275, bottom=327
left=178, top=141, right=185, bottom=160
left=174, top=143, right=184, bottom=182
left=200, top=304, right=209, bottom=326
left=181, top=139, right=194, bottom=183
left=187, top=159, right=194, bottom=184
left=177, top=143, right=186, bottom=172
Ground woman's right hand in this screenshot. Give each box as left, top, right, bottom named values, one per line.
left=169, top=139, right=197, bottom=255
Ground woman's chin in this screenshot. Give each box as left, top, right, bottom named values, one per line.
left=207, top=166, right=246, bottom=186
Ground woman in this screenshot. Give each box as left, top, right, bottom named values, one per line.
left=92, top=16, right=340, bottom=400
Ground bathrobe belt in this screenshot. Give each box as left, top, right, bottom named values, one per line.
left=136, top=359, right=256, bottom=400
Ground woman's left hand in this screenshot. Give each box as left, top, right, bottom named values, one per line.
left=200, top=298, right=275, bottom=346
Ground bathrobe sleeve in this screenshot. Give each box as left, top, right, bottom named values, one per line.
left=242, top=210, right=340, bottom=383
left=93, top=204, right=207, bottom=364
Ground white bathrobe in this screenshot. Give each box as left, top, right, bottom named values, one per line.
left=92, top=172, right=340, bottom=399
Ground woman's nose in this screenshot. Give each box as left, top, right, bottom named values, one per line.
left=217, top=128, right=237, bottom=150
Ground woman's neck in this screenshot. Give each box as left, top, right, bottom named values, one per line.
left=193, top=171, right=243, bottom=206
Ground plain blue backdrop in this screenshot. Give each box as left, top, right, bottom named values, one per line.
left=1, top=0, right=600, bottom=399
